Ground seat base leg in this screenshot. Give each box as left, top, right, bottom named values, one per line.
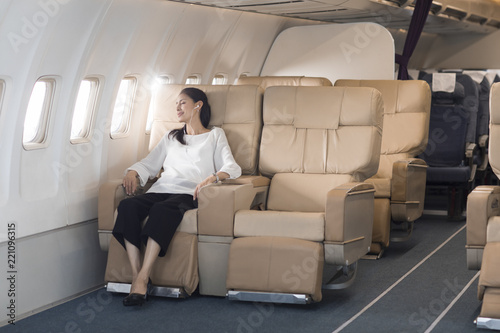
left=106, top=282, right=188, bottom=298
left=322, top=262, right=357, bottom=290
left=362, top=249, right=384, bottom=260
left=390, top=220, right=414, bottom=242
left=227, top=290, right=311, bottom=304
left=475, top=317, right=500, bottom=330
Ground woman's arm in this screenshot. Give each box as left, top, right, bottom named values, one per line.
left=123, top=170, right=139, bottom=195
left=193, top=171, right=229, bottom=200
left=213, top=128, right=242, bottom=179
left=123, top=133, right=169, bottom=194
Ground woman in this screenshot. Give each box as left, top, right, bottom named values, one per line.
left=112, top=87, right=241, bottom=306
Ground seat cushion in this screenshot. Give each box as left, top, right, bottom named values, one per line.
left=234, top=210, right=325, bottom=241
left=227, top=236, right=324, bottom=302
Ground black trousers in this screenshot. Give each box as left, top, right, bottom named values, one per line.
left=112, top=193, right=197, bottom=257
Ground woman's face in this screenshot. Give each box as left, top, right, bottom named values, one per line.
left=176, top=93, right=200, bottom=123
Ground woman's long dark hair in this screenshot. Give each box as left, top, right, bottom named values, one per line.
left=169, top=87, right=211, bottom=145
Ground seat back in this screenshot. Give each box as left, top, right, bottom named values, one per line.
left=150, top=85, right=263, bottom=175
left=259, top=86, right=383, bottom=212
left=235, top=75, right=332, bottom=90
left=335, top=79, right=431, bottom=179
left=419, top=73, right=478, bottom=168
left=490, top=83, right=500, bottom=177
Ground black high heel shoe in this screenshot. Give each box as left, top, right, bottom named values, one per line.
left=122, top=292, right=147, bottom=306
left=122, top=279, right=152, bottom=307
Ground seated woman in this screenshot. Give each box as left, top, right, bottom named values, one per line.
left=112, top=87, right=241, bottom=306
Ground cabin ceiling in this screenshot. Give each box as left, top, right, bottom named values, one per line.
left=169, top=0, right=500, bottom=34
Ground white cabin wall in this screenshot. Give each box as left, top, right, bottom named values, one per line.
left=0, top=0, right=114, bottom=235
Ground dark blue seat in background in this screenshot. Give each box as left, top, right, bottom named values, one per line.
left=419, top=73, right=479, bottom=219
left=463, top=70, right=493, bottom=184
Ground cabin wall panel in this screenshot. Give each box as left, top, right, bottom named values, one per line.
left=261, top=23, right=395, bottom=82
left=0, top=0, right=113, bottom=234
left=0, top=75, right=13, bottom=207
left=210, top=14, right=300, bottom=83
left=0, top=221, right=106, bottom=323
left=26, top=0, right=111, bottom=228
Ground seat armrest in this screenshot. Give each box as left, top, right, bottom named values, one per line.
left=197, top=182, right=269, bottom=237
left=98, top=179, right=126, bottom=232
left=478, top=135, right=489, bottom=171
left=391, top=158, right=427, bottom=222
left=222, top=175, right=270, bottom=187
left=325, top=182, right=375, bottom=243
left=466, top=186, right=500, bottom=249
left=465, top=142, right=477, bottom=159
left=479, top=134, right=488, bottom=148
left=97, top=176, right=158, bottom=232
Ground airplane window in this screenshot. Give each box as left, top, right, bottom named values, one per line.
left=212, top=74, right=227, bottom=85
left=110, top=77, right=137, bottom=139
left=70, top=78, right=99, bottom=143
left=22, top=78, right=56, bottom=149
left=185, top=74, right=201, bottom=85
left=235, top=72, right=250, bottom=84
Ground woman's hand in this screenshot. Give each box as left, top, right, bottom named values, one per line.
left=123, top=170, right=139, bottom=196
left=193, top=174, right=217, bottom=200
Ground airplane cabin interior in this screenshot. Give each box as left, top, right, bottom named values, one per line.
left=2, top=0, right=500, bottom=332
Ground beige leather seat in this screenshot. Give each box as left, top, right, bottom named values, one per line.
left=222, top=86, right=384, bottom=303
left=98, top=84, right=266, bottom=297
left=236, top=75, right=332, bottom=89
left=335, top=79, right=431, bottom=257
left=467, top=82, right=500, bottom=329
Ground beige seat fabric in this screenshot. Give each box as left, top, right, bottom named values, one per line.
left=225, top=86, right=384, bottom=302
left=467, top=82, right=500, bottom=324
left=236, top=75, right=332, bottom=90
left=335, top=79, right=431, bottom=254
left=98, top=84, right=265, bottom=296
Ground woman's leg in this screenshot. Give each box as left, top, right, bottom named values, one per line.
left=113, top=193, right=170, bottom=281
left=124, top=240, right=141, bottom=278
left=130, top=194, right=196, bottom=295
left=130, top=237, right=161, bottom=295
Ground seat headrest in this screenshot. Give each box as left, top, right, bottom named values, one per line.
left=423, top=73, right=465, bottom=102
left=236, top=76, right=332, bottom=90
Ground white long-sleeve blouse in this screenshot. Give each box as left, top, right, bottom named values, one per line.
left=127, top=127, right=241, bottom=196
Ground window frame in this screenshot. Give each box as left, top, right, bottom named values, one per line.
left=212, top=73, right=228, bottom=85
left=110, top=76, right=137, bottom=139
left=185, top=74, right=201, bottom=85
left=70, top=77, right=101, bottom=144
left=22, top=77, right=57, bottom=150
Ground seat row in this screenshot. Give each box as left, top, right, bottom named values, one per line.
left=467, top=82, right=500, bottom=330
left=416, top=70, right=499, bottom=219
left=97, top=76, right=431, bottom=303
